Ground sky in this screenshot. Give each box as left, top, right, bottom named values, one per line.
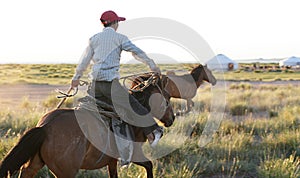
left=0, top=0, right=299, bottom=64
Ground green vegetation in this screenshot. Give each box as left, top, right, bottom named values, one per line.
left=1, top=63, right=300, bottom=85
left=0, top=64, right=299, bottom=177
left=0, top=63, right=197, bottom=85
left=0, top=64, right=76, bottom=84
left=215, top=70, right=300, bottom=82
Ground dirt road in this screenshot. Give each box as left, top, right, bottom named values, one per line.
left=0, top=80, right=299, bottom=108
left=0, top=84, right=87, bottom=108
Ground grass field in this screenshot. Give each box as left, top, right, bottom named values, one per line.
left=1, top=63, right=300, bottom=84
left=0, top=64, right=299, bottom=177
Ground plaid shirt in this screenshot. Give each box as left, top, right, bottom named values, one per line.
left=73, top=27, right=157, bottom=81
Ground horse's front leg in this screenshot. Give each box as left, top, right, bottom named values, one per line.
left=175, top=98, right=194, bottom=116
left=133, top=161, right=153, bottom=178
left=108, top=159, right=118, bottom=178
left=131, top=142, right=154, bottom=178
left=186, top=98, right=194, bottom=112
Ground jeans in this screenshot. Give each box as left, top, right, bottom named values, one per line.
left=87, top=79, right=159, bottom=135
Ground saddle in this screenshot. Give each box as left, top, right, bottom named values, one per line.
left=76, top=95, right=135, bottom=163
left=76, top=95, right=135, bottom=139
left=77, top=95, right=119, bottom=120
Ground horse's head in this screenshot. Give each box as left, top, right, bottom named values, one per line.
left=191, top=64, right=217, bottom=86
left=130, top=74, right=175, bottom=127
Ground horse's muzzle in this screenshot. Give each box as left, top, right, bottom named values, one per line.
left=211, top=80, right=217, bottom=86
left=164, top=115, right=175, bottom=127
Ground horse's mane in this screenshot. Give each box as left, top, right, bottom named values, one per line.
left=165, top=65, right=203, bottom=84
left=190, top=64, right=204, bottom=82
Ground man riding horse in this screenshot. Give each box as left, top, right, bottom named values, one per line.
left=71, top=10, right=164, bottom=166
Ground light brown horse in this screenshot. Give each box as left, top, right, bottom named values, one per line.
left=164, top=64, right=217, bottom=114
left=0, top=75, right=175, bottom=178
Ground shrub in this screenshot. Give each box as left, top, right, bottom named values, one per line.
left=269, top=110, right=279, bottom=118
left=42, top=93, right=74, bottom=109
left=254, top=70, right=263, bottom=73
left=230, top=103, right=253, bottom=115
left=229, top=83, right=252, bottom=90
left=258, top=153, right=300, bottom=178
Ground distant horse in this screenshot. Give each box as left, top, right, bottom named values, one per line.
left=164, top=64, right=217, bottom=114
left=0, top=74, right=175, bottom=178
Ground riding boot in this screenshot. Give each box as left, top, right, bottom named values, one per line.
left=111, top=118, right=134, bottom=165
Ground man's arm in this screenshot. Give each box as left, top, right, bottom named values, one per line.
left=121, top=38, right=160, bottom=73
left=71, top=41, right=94, bottom=87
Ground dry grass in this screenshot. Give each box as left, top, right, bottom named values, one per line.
left=0, top=64, right=299, bottom=177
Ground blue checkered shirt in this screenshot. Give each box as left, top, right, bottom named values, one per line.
left=73, top=27, right=157, bottom=81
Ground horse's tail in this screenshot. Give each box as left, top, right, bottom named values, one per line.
left=0, top=127, right=46, bottom=177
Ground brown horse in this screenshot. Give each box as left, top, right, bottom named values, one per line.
left=164, top=64, right=217, bottom=114
left=0, top=75, right=175, bottom=178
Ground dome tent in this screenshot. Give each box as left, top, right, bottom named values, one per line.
left=279, top=56, right=300, bottom=67
left=206, top=54, right=238, bottom=71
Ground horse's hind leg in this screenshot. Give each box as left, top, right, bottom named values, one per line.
left=52, top=169, right=78, bottom=178
left=19, top=154, right=45, bottom=178
left=46, top=160, right=79, bottom=178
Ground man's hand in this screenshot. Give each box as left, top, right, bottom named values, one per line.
left=71, top=80, right=80, bottom=89
left=151, top=66, right=161, bottom=75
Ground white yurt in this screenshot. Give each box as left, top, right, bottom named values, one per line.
left=279, top=56, right=300, bottom=67
left=206, top=54, right=238, bottom=71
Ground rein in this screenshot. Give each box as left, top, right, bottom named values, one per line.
left=56, top=80, right=89, bottom=99
left=126, top=73, right=171, bottom=110
left=55, top=80, right=89, bottom=109
left=129, top=74, right=158, bottom=92
left=55, top=73, right=168, bottom=108
left=120, top=72, right=157, bottom=92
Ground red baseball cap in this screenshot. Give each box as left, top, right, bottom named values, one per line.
left=100, top=10, right=126, bottom=23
